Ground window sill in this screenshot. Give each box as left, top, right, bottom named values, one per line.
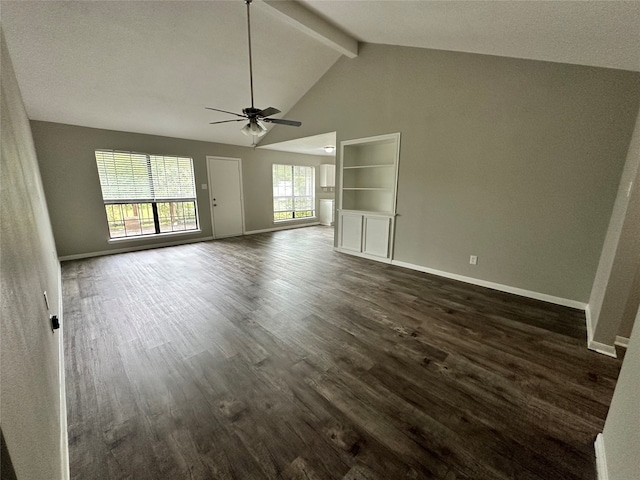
left=274, top=217, right=317, bottom=224
left=107, top=229, right=202, bottom=244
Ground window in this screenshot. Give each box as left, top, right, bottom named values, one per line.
left=272, top=164, right=315, bottom=221
left=95, top=150, right=199, bottom=239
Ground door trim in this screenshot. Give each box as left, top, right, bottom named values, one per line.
left=206, top=156, right=246, bottom=239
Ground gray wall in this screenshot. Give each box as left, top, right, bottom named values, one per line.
left=263, top=43, right=640, bottom=303
left=30, top=121, right=327, bottom=258
left=601, top=307, right=640, bottom=480
left=589, top=107, right=640, bottom=346
left=1, top=31, right=65, bottom=480
left=620, top=266, right=640, bottom=339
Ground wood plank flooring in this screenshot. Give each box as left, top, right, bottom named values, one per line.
left=62, top=226, right=623, bottom=479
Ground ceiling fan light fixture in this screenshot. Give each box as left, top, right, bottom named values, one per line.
left=323, top=145, right=335, bottom=153
left=241, top=119, right=267, bottom=137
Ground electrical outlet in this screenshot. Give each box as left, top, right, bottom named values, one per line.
left=469, top=255, right=478, bottom=265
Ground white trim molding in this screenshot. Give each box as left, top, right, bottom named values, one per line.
left=594, top=433, right=610, bottom=480
left=585, top=305, right=618, bottom=358
left=588, top=339, right=618, bottom=358
left=59, top=236, right=214, bottom=261
left=586, top=305, right=594, bottom=339
left=390, top=260, right=587, bottom=310
left=57, top=264, right=70, bottom=480
left=615, top=335, right=630, bottom=348
left=244, top=222, right=320, bottom=235
left=335, top=247, right=393, bottom=264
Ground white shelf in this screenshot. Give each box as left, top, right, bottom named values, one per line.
left=343, top=187, right=392, bottom=191
left=339, top=209, right=394, bottom=216
left=343, top=164, right=394, bottom=170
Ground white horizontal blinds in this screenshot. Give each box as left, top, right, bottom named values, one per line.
left=95, top=150, right=152, bottom=202
left=150, top=155, right=196, bottom=201
left=95, top=150, right=196, bottom=203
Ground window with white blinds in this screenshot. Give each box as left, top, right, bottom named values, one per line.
left=95, top=150, right=196, bottom=203
left=95, top=150, right=199, bottom=239
left=272, top=164, right=315, bottom=221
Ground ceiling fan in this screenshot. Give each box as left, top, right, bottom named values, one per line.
left=206, top=0, right=301, bottom=138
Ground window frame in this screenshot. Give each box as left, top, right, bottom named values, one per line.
left=95, top=150, right=200, bottom=240
left=272, top=164, right=316, bottom=222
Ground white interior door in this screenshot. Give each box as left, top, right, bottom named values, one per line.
left=207, top=156, right=244, bottom=238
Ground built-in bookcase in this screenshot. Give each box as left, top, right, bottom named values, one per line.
left=337, top=133, right=400, bottom=262
left=341, top=135, right=399, bottom=213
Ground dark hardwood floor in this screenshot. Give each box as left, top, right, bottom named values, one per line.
left=63, top=226, right=623, bottom=480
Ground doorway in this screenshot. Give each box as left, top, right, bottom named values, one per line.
left=206, top=156, right=245, bottom=238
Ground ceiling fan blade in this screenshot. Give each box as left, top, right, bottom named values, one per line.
left=205, top=107, right=246, bottom=118
left=263, top=118, right=302, bottom=127
left=209, top=119, right=246, bottom=125
left=257, top=107, right=281, bottom=118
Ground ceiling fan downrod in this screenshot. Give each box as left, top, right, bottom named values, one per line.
left=245, top=0, right=255, bottom=110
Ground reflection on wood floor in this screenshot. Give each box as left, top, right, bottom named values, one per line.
left=63, top=226, right=622, bottom=479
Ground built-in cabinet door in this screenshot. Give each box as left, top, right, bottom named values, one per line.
left=363, top=216, right=391, bottom=258
left=339, top=213, right=363, bottom=251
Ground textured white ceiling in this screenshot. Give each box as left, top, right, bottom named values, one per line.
left=2, top=1, right=638, bottom=148
left=258, top=131, right=336, bottom=156
left=1, top=1, right=341, bottom=146
left=301, top=0, right=640, bottom=72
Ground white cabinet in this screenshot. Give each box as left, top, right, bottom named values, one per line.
left=339, top=213, right=362, bottom=251
left=363, top=216, right=391, bottom=258
left=337, top=213, right=393, bottom=258
left=337, top=133, right=400, bottom=263
left=319, top=164, right=335, bottom=188
left=319, top=199, right=335, bottom=226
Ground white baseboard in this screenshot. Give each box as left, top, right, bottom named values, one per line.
left=58, top=236, right=214, bottom=261
left=588, top=339, right=618, bottom=358
left=334, top=247, right=393, bottom=264
left=594, top=433, right=609, bottom=480
left=585, top=305, right=618, bottom=358
left=586, top=305, right=594, bottom=339
left=615, top=335, right=630, bottom=348
left=57, top=264, right=70, bottom=480
left=244, top=222, right=320, bottom=235
left=390, top=260, right=587, bottom=310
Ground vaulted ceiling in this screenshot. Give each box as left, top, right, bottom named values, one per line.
left=2, top=1, right=639, bottom=148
